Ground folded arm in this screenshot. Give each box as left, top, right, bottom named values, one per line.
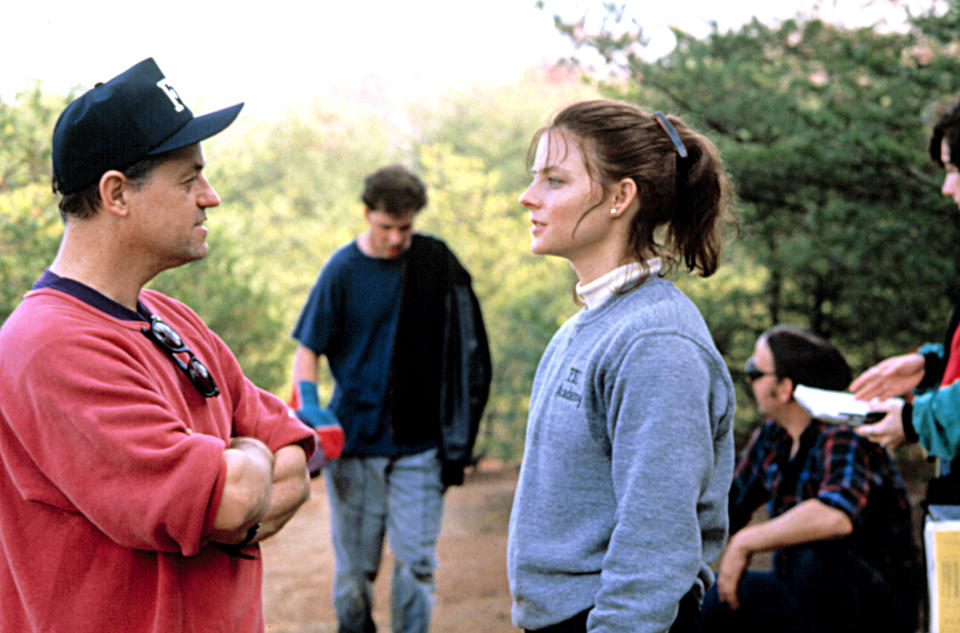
left=208, top=437, right=275, bottom=544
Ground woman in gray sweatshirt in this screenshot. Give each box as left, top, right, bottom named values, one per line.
left=508, top=100, right=737, bottom=633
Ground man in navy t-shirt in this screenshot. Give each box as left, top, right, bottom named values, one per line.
left=290, top=164, right=490, bottom=633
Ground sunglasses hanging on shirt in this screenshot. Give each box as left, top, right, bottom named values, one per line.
left=141, top=315, right=220, bottom=398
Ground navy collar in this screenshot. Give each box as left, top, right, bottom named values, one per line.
left=33, top=269, right=150, bottom=321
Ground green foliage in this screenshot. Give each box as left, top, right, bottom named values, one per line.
left=148, top=236, right=292, bottom=393
left=202, top=98, right=399, bottom=312
left=0, top=86, right=68, bottom=322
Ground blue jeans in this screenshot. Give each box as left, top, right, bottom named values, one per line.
left=701, top=542, right=915, bottom=633
left=324, top=448, right=445, bottom=633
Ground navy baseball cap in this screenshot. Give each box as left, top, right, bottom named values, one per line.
left=52, top=58, right=243, bottom=195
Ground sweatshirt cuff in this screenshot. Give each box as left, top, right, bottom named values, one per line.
left=902, top=402, right=918, bottom=444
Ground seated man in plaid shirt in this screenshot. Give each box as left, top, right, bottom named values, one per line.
left=702, top=325, right=920, bottom=633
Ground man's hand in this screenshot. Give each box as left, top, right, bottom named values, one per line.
left=850, top=353, right=924, bottom=401
left=716, top=532, right=752, bottom=610
left=854, top=398, right=907, bottom=450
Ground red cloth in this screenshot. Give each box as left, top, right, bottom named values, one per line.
left=0, top=288, right=315, bottom=633
left=941, top=323, right=960, bottom=388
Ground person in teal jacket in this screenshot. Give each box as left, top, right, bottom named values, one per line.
left=851, top=98, right=960, bottom=503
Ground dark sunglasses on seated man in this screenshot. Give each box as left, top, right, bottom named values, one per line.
left=744, top=357, right=777, bottom=384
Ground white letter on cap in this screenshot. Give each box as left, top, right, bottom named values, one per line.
left=156, top=78, right=186, bottom=113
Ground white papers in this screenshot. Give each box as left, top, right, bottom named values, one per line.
left=792, top=384, right=902, bottom=426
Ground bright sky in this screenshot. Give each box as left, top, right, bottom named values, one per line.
left=2, top=0, right=943, bottom=119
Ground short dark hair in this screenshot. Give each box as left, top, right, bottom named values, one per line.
left=929, top=98, right=960, bottom=167
left=361, top=165, right=427, bottom=216
left=53, top=154, right=167, bottom=222
left=762, top=325, right=852, bottom=391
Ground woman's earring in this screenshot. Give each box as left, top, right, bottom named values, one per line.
left=610, top=208, right=618, bottom=216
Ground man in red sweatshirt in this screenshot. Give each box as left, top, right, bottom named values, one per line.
left=0, top=57, right=339, bottom=633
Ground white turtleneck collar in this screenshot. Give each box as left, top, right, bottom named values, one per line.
left=576, top=258, right=663, bottom=310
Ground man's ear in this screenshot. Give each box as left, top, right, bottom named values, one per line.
left=776, top=376, right=795, bottom=403
left=98, top=170, right=130, bottom=217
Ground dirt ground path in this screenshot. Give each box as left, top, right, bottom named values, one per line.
left=261, top=461, right=519, bottom=633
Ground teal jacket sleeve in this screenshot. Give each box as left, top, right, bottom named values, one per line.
left=911, top=377, right=960, bottom=460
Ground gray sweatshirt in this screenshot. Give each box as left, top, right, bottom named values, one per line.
left=507, top=276, right=735, bottom=632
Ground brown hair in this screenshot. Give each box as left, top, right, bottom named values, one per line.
left=361, top=164, right=427, bottom=216
left=527, top=99, right=736, bottom=280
